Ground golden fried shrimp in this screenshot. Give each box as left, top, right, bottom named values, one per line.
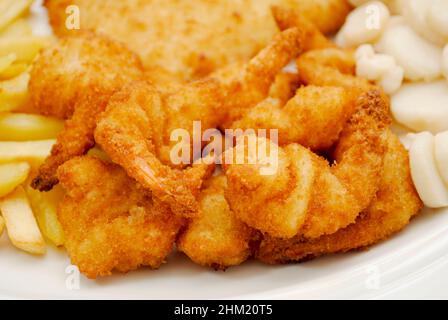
left=57, top=156, right=184, bottom=279
left=44, top=0, right=281, bottom=83
left=297, top=48, right=374, bottom=91
left=93, top=28, right=303, bottom=217
left=44, top=0, right=340, bottom=84
left=257, top=131, right=423, bottom=264
left=177, top=175, right=255, bottom=269
left=268, top=71, right=301, bottom=105
left=231, top=85, right=358, bottom=150
left=223, top=91, right=390, bottom=239
left=278, top=0, right=352, bottom=35
left=272, top=6, right=335, bottom=51
left=94, top=81, right=216, bottom=218
left=222, top=27, right=305, bottom=127
left=29, top=32, right=144, bottom=191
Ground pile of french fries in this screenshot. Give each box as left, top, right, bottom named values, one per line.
left=0, top=0, right=65, bottom=255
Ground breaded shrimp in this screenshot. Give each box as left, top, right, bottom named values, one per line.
left=278, top=0, right=352, bottom=35
left=297, top=48, right=375, bottom=91
left=257, top=131, right=423, bottom=264
left=29, top=32, right=144, bottom=191
left=223, top=91, right=390, bottom=239
left=177, top=175, right=255, bottom=269
left=221, top=28, right=305, bottom=127
left=272, top=5, right=336, bottom=51
left=268, top=71, right=301, bottom=105
left=94, top=28, right=303, bottom=217
left=94, top=81, right=216, bottom=218
left=57, top=156, right=184, bottom=279
left=231, top=85, right=359, bottom=150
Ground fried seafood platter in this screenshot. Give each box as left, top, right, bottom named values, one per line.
left=1, top=0, right=435, bottom=287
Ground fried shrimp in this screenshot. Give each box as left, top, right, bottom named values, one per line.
left=93, top=28, right=303, bottom=217
left=297, top=48, right=375, bottom=91
left=223, top=91, right=390, bottom=239
left=221, top=28, right=305, bottom=127
left=29, top=32, right=144, bottom=191
left=231, top=85, right=359, bottom=150
left=94, top=81, right=216, bottom=218
left=257, top=131, right=423, bottom=264
left=278, top=0, right=352, bottom=35
left=57, top=156, right=184, bottom=279
left=44, top=0, right=344, bottom=84
left=177, top=175, right=255, bottom=269
left=272, top=5, right=336, bottom=51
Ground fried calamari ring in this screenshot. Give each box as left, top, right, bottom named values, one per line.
left=177, top=175, right=255, bottom=269
left=223, top=91, right=390, bottom=239
left=257, top=130, right=423, bottom=263
left=29, top=32, right=144, bottom=191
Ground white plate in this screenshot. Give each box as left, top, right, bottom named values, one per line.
left=1, top=207, right=448, bottom=300
left=2, top=0, right=448, bottom=300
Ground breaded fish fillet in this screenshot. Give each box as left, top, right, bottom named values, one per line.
left=57, top=156, right=183, bottom=279
left=44, top=0, right=350, bottom=84
left=257, top=131, right=423, bottom=264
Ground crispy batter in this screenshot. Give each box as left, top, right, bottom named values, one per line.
left=44, top=0, right=346, bottom=84
left=231, top=85, right=359, bottom=150
left=29, top=32, right=144, bottom=191
left=93, top=28, right=303, bottom=217
left=272, top=5, right=336, bottom=51
left=297, top=48, right=375, bottom=91
left=268, top=71, right=301, bottom=105
left=278, top=0, right=352, bottom=35
left=257, top=131, right=423, bottom=264
left=177, top=175, right=255, bottom=269
left=94, top=80, right=216, bottom=218
left=223, top=91, right=390, bottom=239
left=221, top=28, right=305, bottom=127
left=44, top=0, right=280, bottom=84
left=57, top=156, right=184, bottom=279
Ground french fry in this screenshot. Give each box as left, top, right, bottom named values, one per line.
left=0, top=186, right=46, bottom=255
left=0, top=36, right=51, bottom=63
left=0, top=53, right=16, bottom=73
left=0, top=62, right=27, bottom=80
left=0, top=18, right=32, bottom=38
left=0, top=162, right=30, bottom=198
left=0, top=0, right=33, bottom=32
left=0, top=71, right=29, bottom=112
left=0, top=139, right=55, bottom=166
left=25, top=183, right=65, bottom=246
left=0, top=113, right=64, bottom=141
left=0, top=215, right=4, bottom=236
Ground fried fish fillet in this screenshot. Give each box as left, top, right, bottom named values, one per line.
left=177, top=175, right=255, bottom=269
left=44, top=0, right=350, bottom=85
left=257, top=131, right=423, bottom=264
left=57, top=156, right=183, bottom=279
